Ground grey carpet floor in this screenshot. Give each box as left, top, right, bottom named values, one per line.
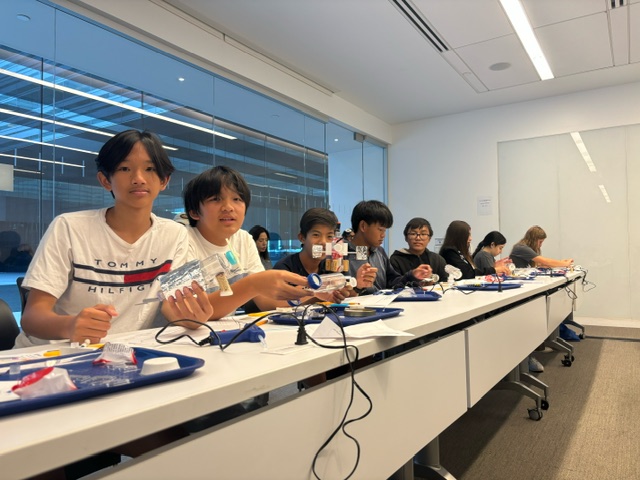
left=434, top=328, right=640, bottom=480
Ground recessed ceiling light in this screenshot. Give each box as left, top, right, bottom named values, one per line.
left=489, top=62, right=511, bottom=71
left=334, top=138, right=339, bottom=142
left=177, top=77, right=185, bottom=82
left=16, top=14, right=31, bottom=22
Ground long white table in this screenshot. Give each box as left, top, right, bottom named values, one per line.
left=0, top=273, right=583, bottom=479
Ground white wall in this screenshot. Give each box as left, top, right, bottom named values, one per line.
left=389, top=82, right=640, bottom=319
left=388, top=82, right=640, bottom=253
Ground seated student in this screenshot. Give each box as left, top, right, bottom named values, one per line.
left=510, top=225, right=573, bottom=268
left=511, top=225, right=578, bottom=352
left=390, top=217, right=448, bottom=282
left=472, top=230, right=512, bottom=275
left=439, top=221, right=510, bottom=279
left=17, top=130, right=214, bottom=349
left=273, top=207, right=375, bottom=303
left=15, top=131, right=308, bottom=479
left=249, top=225, right=272, bottom=270
left=510, top=226, right=575, bottom=373
left=18, top=134, right=305, bottom=347
left=346, top=200, right=433, bottom=294
left=182, top=166, right=308, bottom=315
left=273, top=207, right=376, bottom=389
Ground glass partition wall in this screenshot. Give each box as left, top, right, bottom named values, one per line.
left=0, top=1, right=387, bottom=314
left=0, top=47, right=328, bottom=261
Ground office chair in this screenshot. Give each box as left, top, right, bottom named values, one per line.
left=16, top=276, right=28, bottom=313
left=0, top=298, right=20, bottom=350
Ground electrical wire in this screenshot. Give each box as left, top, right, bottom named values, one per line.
left=154, top=314, right=271, bottom=350
left=277, top=305, right=372, bottom=480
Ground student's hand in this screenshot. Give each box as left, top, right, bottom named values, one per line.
left=495, top=257, right=511, bottom=267
left=412, top=264, right=433, bottom=281
left=313, top=289, right=345, bottom=303
left=495, top=265, right=511, bottom=275
left=251, top=270, right=310, bottom=300
left=561, top=259, right=574, bottom=267
left=356, top=263, right=377, bottom=289
left=70, top=304, right=118, bottom=344
left=164, top=281, right=214, bottom=328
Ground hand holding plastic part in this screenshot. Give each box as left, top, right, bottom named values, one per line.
left=306, top=273, right=357, bottom=293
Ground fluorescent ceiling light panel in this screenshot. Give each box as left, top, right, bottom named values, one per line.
left=0, top=134, right=97, bottom=155
left=0, top=152, right=84, bottom=168
left=499, top=0, right=554, bottom=80
left=0, top=107, right=111, bottom=136
left=570, top=132, right=596, bottom=172
left=0, top=67, right=236, bottom=140
left=598, top=184, right=611, bottom=203
left=0, top=108, right=178, bottom=151
left=274, top=172, right=297, bottom=179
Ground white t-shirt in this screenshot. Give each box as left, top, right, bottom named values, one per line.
left=15, top=208, right=189, bottom=348
left=186, top=227, right=264, bottom=285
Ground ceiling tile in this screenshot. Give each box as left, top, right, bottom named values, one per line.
left=523, top=0, right=605, bottom=28
left=455, top=34, right=538, bottom=90
left=537, top=13, right=613, bottom=77
left=414, top=0, right=512, bottom=48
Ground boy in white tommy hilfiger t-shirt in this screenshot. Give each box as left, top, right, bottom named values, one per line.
left=15, top=130, right=212, bottom=348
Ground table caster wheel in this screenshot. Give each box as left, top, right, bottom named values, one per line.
left=528, top=408, right=543, bottom=421
left=541, top=399, right=549, bottom=410
left=562, top=358, right=572, bottom=367
left=579, top=333, right=585, bottom=339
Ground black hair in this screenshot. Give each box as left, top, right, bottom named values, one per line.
left=249, top=225, right=270, bottom=261
left=403, top=217, right=433, bottom=237
left=472, top=231, right=507, bottom=257
left=95, top=130, right=174, bottom=181
left=183, top=166, right=251, bottom=227
left=350, top=200, right=393, bottom=232
left=440, top=220, right=473, bottom=265
left=299, top=208, right=339, bottom=237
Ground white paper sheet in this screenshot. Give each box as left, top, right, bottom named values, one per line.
left=311, top=318, right=413, bottom=339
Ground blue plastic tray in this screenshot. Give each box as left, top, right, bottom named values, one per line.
left=269, top=306, right=403, bottom=326
left=393, top=289, right=441, bottom=302
left=0, top=347, right=204, bottom=417
left=456, top=283, right=523, bottom=291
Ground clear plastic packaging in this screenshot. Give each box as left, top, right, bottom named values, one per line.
left=12, top=367, right=77, bottom=399
left=306, top=273, right=357, bottom=293
left=158, top=250, right=244, bottom=300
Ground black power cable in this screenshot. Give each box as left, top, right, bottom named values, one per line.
left=277, top=305, right=373, bottom=480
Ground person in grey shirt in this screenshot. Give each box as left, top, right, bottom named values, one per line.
left=472, top=230, right=511, bottom=274
left=510, top=226, right=573, bottom=268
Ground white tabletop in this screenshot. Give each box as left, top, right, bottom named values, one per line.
left=0, top=273, right=582, bottom=479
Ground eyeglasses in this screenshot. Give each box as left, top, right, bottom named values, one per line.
left=407, top=232, right=431, bottom=238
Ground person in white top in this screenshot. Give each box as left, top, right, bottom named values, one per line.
left=17, top=130, right=213, bottom=348
left=182, top=166, right=309, bottom=315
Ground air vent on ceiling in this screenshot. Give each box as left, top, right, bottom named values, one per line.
left=389, top=0, right=449, bottom=52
